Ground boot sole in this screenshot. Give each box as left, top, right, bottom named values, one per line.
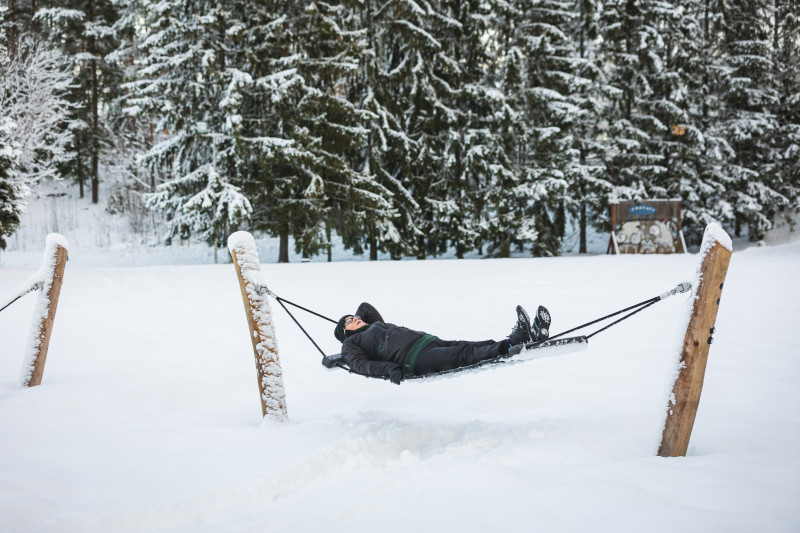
left=513, top=305, right=533, bottom=345
left=534, top=305, right=551, bottom=341
left=536, top=305, right=551, bottom=328
left=516, top=305, right=531, bottom=327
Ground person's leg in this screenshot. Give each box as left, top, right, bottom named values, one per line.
left=413, top=339, right=504, bottom=375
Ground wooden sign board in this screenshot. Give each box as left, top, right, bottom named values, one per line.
left=608, top=199, right=686, bottom=254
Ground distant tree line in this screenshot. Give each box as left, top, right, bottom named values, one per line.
left=1, top=0, right=798, bottom=260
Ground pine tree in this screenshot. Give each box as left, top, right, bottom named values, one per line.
left=493, top=0, right=593, bottom=257
left=565, top=0, right=613, bottom=254
left=717, top=0, right=788, bottom=240
left=598, top=0, right=672, bottom=201
left=345, top=0, right=424, bottom=260
left=768, top=0, right=800, bottom=225
left=293, top=0, right=398, bottom=262
left=106, top=0, right=155, bottom=193
left=434, top=0, right=517, bottom=258
left=230, top=0, right=397, bottom=262
left=0, top=117, right=24, bottom=252
left=35, top=0, right=122, bottom=203
left=144, top=143, right=252, bottom=261
left=375, top=0, right=466, bottom=259
left=663, top=0, right=739, bottom=244
left=122, top=0, right=254, bottom=253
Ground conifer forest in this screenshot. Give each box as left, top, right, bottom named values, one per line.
left=1, top=0, right=798, bottom=261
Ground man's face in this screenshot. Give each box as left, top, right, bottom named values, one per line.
left=344, top=315, right=366, bottom=331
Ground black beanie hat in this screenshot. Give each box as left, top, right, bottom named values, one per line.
left=334, top=315, right=351, bottom=343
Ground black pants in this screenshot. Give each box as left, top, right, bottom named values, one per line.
left=413, top=338, right=505, bottom=376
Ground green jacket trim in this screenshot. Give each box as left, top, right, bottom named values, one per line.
left=402, top=334, right=437, bottom=378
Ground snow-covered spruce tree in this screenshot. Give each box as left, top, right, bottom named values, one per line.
left=564, top=0, right=614, bottom=253
left=1, top=0, right=29, bottom=59
left=767, top=0, right=800, bottom=226
left=295, top=0, right=399, bottom=262
left=597, top=0, right=674, bottom=202
left=105, top=0, right=156, bottom=190
left=123, top=0, right=254, bottom=254
left=342, top=0, right=423, bottom=260
left=717, top=0, right=787, bottom=240
left=34, top=0, right=122, bottom=204
left=344, top=0, right=503, bottom=260
left=0, top=7, right=22, bottom=254
left=364, top=0, right=469, bottom=259
left=0, top=117, right=24, bottom=253
left=228, top=0, right=396, bottom=262
left=435, top=0, right=521, bottom=259
left=662, top=0, right=741, bottom=245
left=492, top=43, right=531, bottom=258
left=102, top=0, right=183, bottom=240
left=491, top=0, right=591, bottom=257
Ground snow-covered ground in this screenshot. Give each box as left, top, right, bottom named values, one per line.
left=1, top=228, right=799, bottom=532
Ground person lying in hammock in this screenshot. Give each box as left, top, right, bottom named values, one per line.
left=333, top=302, right=551, bottom=384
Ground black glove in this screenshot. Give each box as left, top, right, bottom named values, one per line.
left=389, top=367, right=405, bottom=385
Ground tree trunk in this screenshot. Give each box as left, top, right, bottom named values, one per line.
left=149, top=122, right=156, bottom=191
left=7, top=0, right=17, bottom=59
left=580, top=202, right=587, bottom=254
left=369, top=235, right=377, bottom=260
left=279, top=229, right=289, bottom=263
left=89, top=0, right=100, bottom=204
left=326, top=222, right=332, bottom=262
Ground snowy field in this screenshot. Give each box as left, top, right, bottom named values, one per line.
left=0, top=233, right=798, bottom=532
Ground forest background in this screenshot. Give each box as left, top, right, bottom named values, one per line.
left=1, top=0, right=798, bottom=263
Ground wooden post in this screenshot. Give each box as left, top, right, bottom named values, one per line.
left=23, top=234, right=69, bottom=387
left=227, top=232, right=288, bottom=421
left=658, top=223, right=732, bottom=457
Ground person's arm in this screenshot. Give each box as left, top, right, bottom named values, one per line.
left=355, top=302, right=384, bottom=325
left=342, top=342, right=399, bottom=378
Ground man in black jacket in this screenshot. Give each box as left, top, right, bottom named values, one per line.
left=334, top=302, right=550, bottom=384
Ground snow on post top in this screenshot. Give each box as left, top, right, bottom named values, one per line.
left=700, top=223, right=733, bottom=255
left=20, top=233, right=69, bottom=289
left=227, top=231, right=268, bottom=286
left=227, top=231, right=256, bottom=253
left=45, top=233, right=69, bottom=252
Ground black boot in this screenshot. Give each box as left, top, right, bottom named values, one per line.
left=532, top=305, right=551, bottom=342
left=507, top=305, right=533, bottom=347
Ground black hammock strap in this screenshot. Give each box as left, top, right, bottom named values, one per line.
left=548, top=296, right=659, bottom=342
left=271, top=295, right=334, bottom=358
left=269, top=295, right=384, bottom=380
left=0, top=295, right=24, bottom=314
left=259, top=281, right=692, bottom=378
left=548, top=281, right=690, bottom=341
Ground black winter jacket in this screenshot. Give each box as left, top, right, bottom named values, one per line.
left=341, top=302, right=426, bottom=378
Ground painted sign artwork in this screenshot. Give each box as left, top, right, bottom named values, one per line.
left=611, top=200, right=684, bottom=254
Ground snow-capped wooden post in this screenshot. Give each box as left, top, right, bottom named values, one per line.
left=21, top=234, right=69, bottom=387
left=658, top=223, right=732, bottom=457
left=227, top=231, right=288, bottom=421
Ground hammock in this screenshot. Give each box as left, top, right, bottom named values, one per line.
left=258, top=281, right=691, bottom=382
